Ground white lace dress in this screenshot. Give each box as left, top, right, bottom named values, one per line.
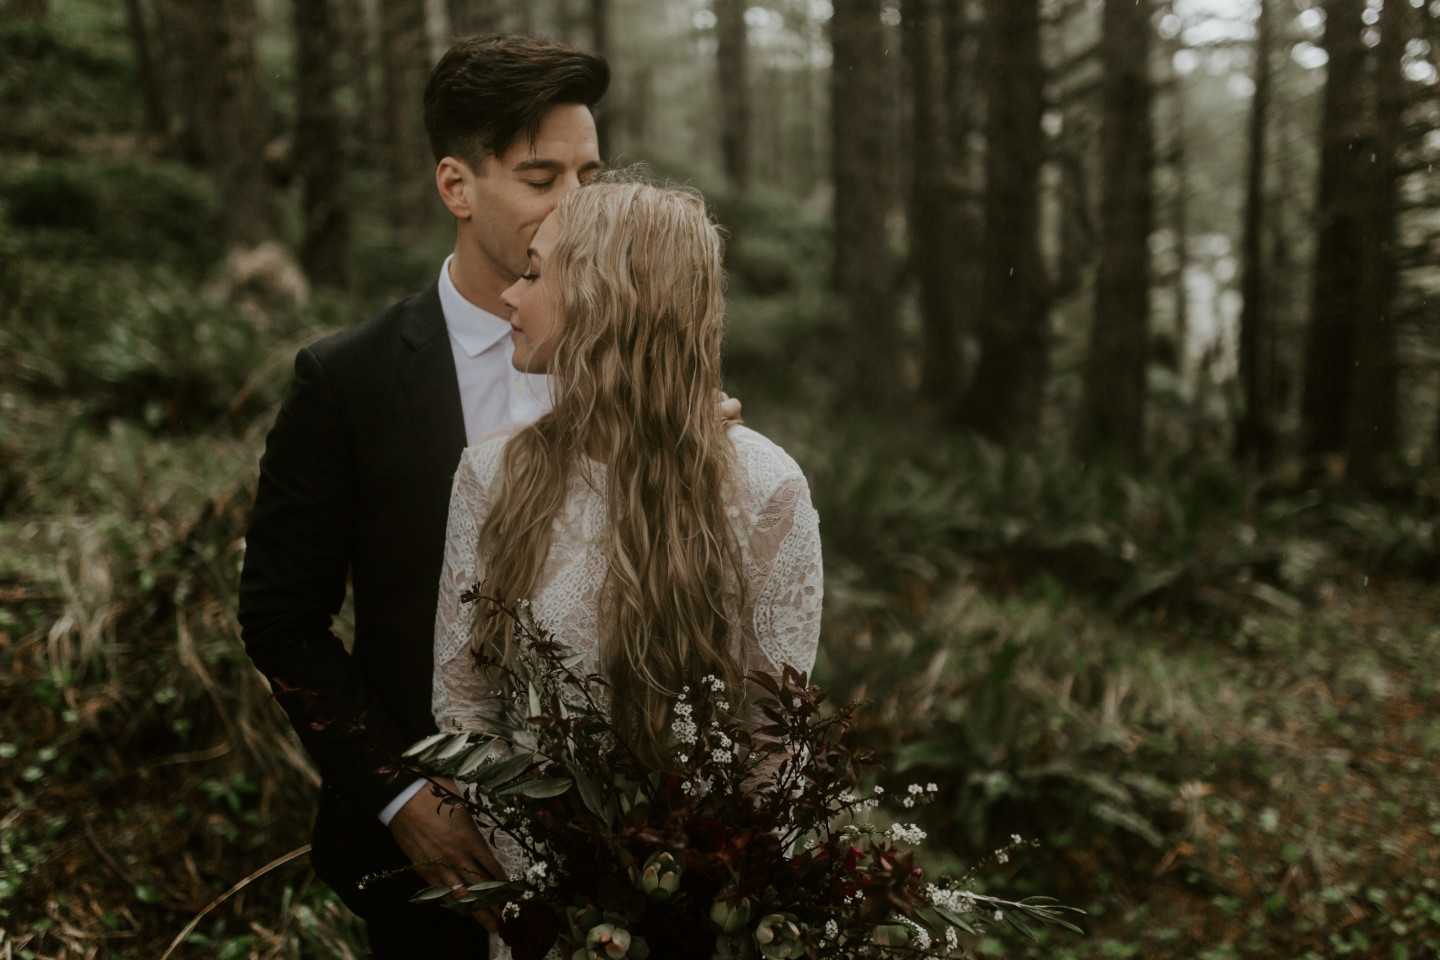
left=431, top=423, right=823, bottom=960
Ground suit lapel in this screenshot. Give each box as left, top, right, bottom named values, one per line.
left=398, top=282, right=468, bottom=470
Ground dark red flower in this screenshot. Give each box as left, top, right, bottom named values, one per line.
left=498, top=902, right=560, bottom=960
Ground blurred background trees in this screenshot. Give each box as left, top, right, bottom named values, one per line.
left=13, top=0, right=1428, bottom=478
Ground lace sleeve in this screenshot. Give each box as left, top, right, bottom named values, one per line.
left=432, top=441, right=504, bottom=733
left=746, top=469, right=823, bottom=681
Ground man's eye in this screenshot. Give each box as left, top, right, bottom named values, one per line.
left=520, top=272, right=539, bottom=281
left=525, top=180, right=554, bottom=190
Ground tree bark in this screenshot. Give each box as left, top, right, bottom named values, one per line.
left=831, top=0, right=901, bottom=407
left=590, top=0, right=612, bottom=158
left=1299, top=0, right=1366, bottom=456
left=447, top=0, right=499, bottom=37
left=121, top=0, right=167, bottom=138
left=1235, top=0, right=1275, bottom=465
left=959, top=0, right=1048, bottom=441
left=4, top=0, right=47, bottom=18
left=1345, top=0, right=1406, bottom=487
left=169, top=0, right=280, bottom=248
left=381, top=0, right=434, bottom=242
left=903, top=0, right=963, bottom=416
left=715, top=0, right=751, bottom=191
left=294, top=0, right=352, bottom=288
left=1073, top=0, right=1155, bottom=461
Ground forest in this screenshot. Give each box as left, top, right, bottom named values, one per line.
left=0, top=0, right=1438, bottom=956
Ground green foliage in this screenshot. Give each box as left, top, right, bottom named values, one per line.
left=0, top=10, right=138, bottom=152
left=0, top=159, right=224, bottom=276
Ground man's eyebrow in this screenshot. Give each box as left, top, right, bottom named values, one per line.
left=513, top=158, right=563, bottom=173
left=512, top=157, right=606, bottom=174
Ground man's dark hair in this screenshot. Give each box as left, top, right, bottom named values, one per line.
left=424, top=35, right=610, bottom=167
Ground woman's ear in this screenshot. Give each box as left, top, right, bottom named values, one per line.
left=436, top=157, right=474, bottom=219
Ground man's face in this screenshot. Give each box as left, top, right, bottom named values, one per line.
left=463, top=103, right=601, bottom=291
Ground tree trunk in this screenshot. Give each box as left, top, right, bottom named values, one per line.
left=590, top=0, right=612, bottom=158
left=903, top=0, right=962, bottom=417
left=3, top=0, right=47, bottom=18
left=1234, top=0, right=1275, bottom=465
left=169, top=0, right=280, bottom=248
left=831, top=0, right=901, bottom=407
left=1299, top=0, right=1366, bottom=456
left=1072, top=0, right=1155, bottom=461
left=715, top=0, right=751, bottom=191
left=447, top=0, right=499, bottom=36
left=336, top=0, right=379, bottom=158
left=1345, top=0, right=1406, bottom=487
left=381, top=0, right=434, bottom=242
left=121, top=0, right=167, bottom=138
left=294, top=0, right=352, bottom=288
left=959, top=0, right=1048, bottom=441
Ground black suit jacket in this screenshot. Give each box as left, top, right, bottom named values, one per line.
left=239, top=282, right=470, bottom=911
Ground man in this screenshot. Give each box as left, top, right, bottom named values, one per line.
left=238, top=36, right=610, bottom=956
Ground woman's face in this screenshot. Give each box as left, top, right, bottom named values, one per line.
left=500, top=211, right=563, bottom=373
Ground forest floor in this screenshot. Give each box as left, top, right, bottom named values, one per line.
left=2, top=382, right=1438, bottom=960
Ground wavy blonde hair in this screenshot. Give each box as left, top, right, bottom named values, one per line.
left=472, top=178, right=744, bottom=768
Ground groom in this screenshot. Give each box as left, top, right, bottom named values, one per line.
left=238, top=36, right=611, bottom=956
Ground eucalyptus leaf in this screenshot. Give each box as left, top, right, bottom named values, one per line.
left=411, top=884, right=461, bottom=902
left=402, top=733, right=450, bottom=759
left=469, top=751, right=534, bottom=788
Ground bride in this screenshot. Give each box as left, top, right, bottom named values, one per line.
left=430, top=178, right=823, bottom=958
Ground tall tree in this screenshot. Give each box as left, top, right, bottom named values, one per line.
left=294, top=0, right=352, bottom=288
left=1298, top=0, right=1366, bottom=456
left=590, top=0, right=612, bottom=157
left=715, top=0, right=751, bottom=191
left=120, top=0, right=167, bottom=138
left=447, top=0, right=499, bottom=36
left=1234, top=0, right=1276, bottom=465
left=1346, top=0, right=1407, bottom=486
left=381, top=0, right=433, bottom=242
left=168, top=0, right=279, bottom=247
left=959, top=0, right=1048, bottom=440
left=1073, top=0, right=1155, bottom=461
left=3, top=0, right=47, bottom=18
left=831, top=0, right=901, bottom=406
left=903, top=0, right=962, bottom=417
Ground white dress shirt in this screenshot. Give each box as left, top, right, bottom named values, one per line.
left=379, top=255, right=553, bottom=825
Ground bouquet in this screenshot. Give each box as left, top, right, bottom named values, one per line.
left=401, top=591, right=1083, bottom=960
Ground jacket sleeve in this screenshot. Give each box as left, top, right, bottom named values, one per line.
left=238, top=345, right=414, bottom=816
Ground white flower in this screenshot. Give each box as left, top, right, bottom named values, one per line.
left=502, top=902, right=521, bottom=920
left=824, top=919, right=838, bottom=940
left=996, top=851, right=1009, bottom=864
left=872, top=785, right=884, bottom=795
left=994, top=910, right=1003, bottom=922
left=888, top=823, right=927, bottom=845
left=908, top=783, right=924, bottom=795
left=926, top=782, right=938, bottom=792
left=902, top=797, right=914, bottom=808
left=1011, top=833, right=1022, bottom=844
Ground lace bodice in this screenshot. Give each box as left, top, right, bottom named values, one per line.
left=430, top=423, right=823, bottom=958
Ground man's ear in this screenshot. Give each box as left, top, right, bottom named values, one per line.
left=436, top=157, right=476, bottom=219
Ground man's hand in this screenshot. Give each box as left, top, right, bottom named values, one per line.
left=388, top=778, right=507, bottom=932
left=717, top=390, right=742, bottom=423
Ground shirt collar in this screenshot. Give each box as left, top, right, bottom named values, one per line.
left=438, top=254, right=512, bottom=358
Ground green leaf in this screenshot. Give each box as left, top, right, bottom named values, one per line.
left=469, top=752, right=534, bottom=789
left=411, top=884, right=461, bottom=902
left=403, top=732, right=451, bottom=759
left=1002, top=909, right=1038, bottom=943
left=519, top=777, right=574, bottom=799
left=570, top=765, right=607, bottom=819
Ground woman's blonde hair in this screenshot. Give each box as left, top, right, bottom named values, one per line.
left=472, top=177, right=744, bottom=768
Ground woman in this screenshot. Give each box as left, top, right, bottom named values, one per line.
left=431, top=179, right=822, bottom=958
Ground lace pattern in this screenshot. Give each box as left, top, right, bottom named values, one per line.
left=431, top=424, right=822, bottom=960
